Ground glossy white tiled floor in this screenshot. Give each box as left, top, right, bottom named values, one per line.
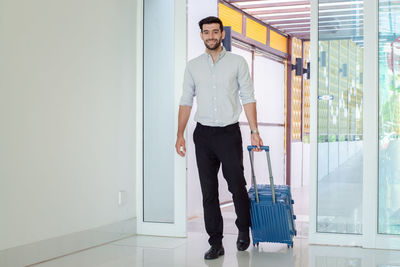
left=28, top=212, right=400, bottom=267
left=24, top=191, right=400, bottom=267
left=27, top=204, right=307, bottom=267
left=30, top=232, right=308, bottom=267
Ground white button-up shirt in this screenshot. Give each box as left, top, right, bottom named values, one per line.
left=179, top=47, right=256, bottom=127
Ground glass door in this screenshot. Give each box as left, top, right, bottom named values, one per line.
left=378, top=0, right=400, bottom=237
left=311, top=0, right=400, bottom=250
left=314, top=0, right=364, bottom=240
left=375, top=0, right=400, bottom=249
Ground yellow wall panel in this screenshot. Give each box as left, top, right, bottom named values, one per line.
left=218, top=3, right=243, bottom=34
left=291, top=37, right=302, bottom=141
left=246, top=18, right=267, bottom=44
left=270, top=30, right=288, bottom=54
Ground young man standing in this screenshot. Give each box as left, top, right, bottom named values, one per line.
left=175, top=16, right=263, bottom=260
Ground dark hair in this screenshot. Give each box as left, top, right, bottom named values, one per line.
left=199, top=16, right=224, bottom=32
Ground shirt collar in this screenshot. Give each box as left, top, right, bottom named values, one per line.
left=205, top=46, right=227, bottom=62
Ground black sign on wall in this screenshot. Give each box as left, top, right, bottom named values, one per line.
left=223, top=26, right=232, bottom=51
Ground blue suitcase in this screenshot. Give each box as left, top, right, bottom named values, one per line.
left=247, top=145, right=297, bottom=248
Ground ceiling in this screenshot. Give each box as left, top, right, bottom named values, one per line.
left=224, top=0, right=366, bottom=41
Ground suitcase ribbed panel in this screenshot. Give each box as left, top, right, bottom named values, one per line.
left=248, top=185, right=296, bottom=245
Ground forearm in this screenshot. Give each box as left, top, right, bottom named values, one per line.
left=177, top=105, right=192, bottom=137
left=243, top=102, right=258, bottom=131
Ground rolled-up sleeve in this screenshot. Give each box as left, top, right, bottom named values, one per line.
left=179, top=64, right=196, bottom=106
left=237, top=57, right=256, bottom=105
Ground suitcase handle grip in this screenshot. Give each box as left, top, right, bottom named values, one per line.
left=248, top=145, right=276, bottom=204
left=247, top=145, right=269, bottom=152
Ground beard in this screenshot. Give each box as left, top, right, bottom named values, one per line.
left=204, top=37, right=222, bottom=50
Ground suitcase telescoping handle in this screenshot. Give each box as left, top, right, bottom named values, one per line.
left=247, top=146, right=276, bottom=204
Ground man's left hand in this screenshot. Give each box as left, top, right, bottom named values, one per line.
left=251, top=133, right=263, bottom=152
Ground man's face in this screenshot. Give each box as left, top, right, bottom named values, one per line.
left=200, top=23, right=225, bottom=50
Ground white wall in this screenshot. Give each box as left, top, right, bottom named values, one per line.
left=0, top=0, right=137, bottom=251
left=291, top=142, right=303, bottom=187
left=303, top=143, right=310, bottom=186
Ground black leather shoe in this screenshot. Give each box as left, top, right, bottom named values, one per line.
left=204, top=245, right=224, bottom=260
left=236, top=231, right=250, bottom=251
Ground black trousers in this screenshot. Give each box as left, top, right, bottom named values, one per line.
left=193, top=122, right=251, bottom=246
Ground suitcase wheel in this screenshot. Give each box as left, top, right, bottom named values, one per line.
left=253, top=243, right=259, bottom=247
left=287, top=243, right=294, bottom=248
left=291, top=200, right=295, bottom=204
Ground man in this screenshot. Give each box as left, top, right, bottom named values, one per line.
left=175, top=16, right=263, bottom=260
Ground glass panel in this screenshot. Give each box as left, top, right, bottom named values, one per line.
left=378, top=0, right=400, bottom=235
left=251, top=55, right=285, bottom=185
left=317, top=0, right=364, bottom=234
left=143, top=0, right=175, bottom=223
